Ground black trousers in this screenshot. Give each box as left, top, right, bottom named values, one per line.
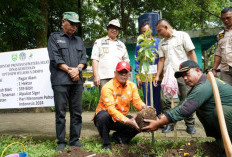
left=94, top=110, right=139, bottom=146
left=52, top=84, right=83, bottom=145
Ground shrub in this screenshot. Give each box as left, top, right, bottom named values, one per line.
left=82, top=87, right=100, bottom=111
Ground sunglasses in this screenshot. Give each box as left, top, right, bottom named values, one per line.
left=117, top=70, right=129, bottom=75
left=66, top=20, right=79, bottom=26
left=108, top=25, right=120, bottom=30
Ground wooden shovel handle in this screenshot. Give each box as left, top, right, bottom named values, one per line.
left=206, top=71, right=232, bottom=156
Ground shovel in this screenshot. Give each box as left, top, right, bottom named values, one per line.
left=206, top=71, right=232, bottom=157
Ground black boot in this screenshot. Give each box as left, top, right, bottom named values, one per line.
left=112, top=132, right=128, bottom=144
left=186, top=126, right=196, bottom=135
left=162, top=125, right=174, bottom=133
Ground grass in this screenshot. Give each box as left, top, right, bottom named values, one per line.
left=81, top=136, right=212, bottom=157
left=0, top=135, right=212, bottom=157
left=0, top=135, right=58, bottom=157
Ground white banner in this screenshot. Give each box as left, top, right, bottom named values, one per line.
left=0, top=48, right=54, bottom=109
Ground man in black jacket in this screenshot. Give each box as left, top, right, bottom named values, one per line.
left=47, top=12, right=87, bottom=151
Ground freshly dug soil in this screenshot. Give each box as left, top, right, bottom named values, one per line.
left=163, top=140, right=223, bottom=157
left=201, top=141, right=224, bottom=157
left=135, top=107, right=157, bottom=129
left=54, top=147, right=108, bottom=157
left=55, top=140, right=223, bottom=157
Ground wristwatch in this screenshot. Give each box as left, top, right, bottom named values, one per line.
left=78, top=67, right=82, bottom=72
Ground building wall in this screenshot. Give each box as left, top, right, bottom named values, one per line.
left=191, top=39, right=203, bottom=68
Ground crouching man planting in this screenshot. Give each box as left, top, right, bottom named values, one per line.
left=92, top=61, right=146, bottom=150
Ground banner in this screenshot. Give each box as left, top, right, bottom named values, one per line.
left=0, top=48, right=54, bottom=109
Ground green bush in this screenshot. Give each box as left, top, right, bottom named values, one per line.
left=138, top=88, right=144, bottom=101
left=82, top=87, right=100, bottom=111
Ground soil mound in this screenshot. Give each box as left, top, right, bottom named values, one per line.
left=54, top=147, right=108, bottom=157
left=55, top=140, right=223, bottom=157
left=135, top=107, right=157, bottom=129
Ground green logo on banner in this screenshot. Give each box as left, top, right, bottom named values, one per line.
left=12, top=53, right=18, bottom=62
left=29, top=52, right=33, bottom=59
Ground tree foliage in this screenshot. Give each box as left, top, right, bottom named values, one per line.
left=0, top=0, right=231, bottom=52
left=0, top=0, right=44, bottom=51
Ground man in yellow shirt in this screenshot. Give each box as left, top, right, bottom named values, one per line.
left=93, top=61, right=146, bottom=150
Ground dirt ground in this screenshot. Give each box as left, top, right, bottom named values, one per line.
left=54, top=140, right=223, bottom=157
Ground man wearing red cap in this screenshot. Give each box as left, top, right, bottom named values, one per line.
left=92, top=61, right=146, bottom=150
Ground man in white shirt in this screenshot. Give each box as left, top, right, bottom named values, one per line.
left=91, top=19, right=129, bottom=91
left=154, top=19, right=198, bottom=134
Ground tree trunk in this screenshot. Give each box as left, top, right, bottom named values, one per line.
left=77, top=0, right=83, bottom=37
left=36, top=0, right=48, bottom=48
left=34, top=0, right=48, bottom=112
left=120, top=0, right=132, bottom=37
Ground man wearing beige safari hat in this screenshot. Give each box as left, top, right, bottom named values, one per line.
left=47, top=12, right=87, bottom=151
left=91, top=19, right=129, bottom=92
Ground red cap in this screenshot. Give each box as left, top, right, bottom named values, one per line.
left=116, top=61, right=131, bottom=72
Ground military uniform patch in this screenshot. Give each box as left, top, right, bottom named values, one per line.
left=103, top=47, right=109, bottom=53
left=218, top=30, right=225, bottom=41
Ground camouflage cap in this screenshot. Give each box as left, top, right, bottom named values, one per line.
left=63, top=12, right=80, bottom=23
left=174, top=60, right=200, bottom=78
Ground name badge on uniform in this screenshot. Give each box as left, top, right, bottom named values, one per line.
left=57, top=40, right=66, bottom=43
left=101, top=39, right=109, bottom=45
left=116, top=44, right=123, bottom=49
left=103, top=47, right=109, bottom=53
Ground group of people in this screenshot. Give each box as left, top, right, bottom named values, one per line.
left=47, top=7, right=232, bottom=156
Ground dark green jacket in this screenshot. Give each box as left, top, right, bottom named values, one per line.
left=165, top=74, right=232, bottom=138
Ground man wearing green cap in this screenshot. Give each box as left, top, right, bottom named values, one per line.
left=47, top=12, right=87, bottom=151
left=142, top=60, right=232, bottom=157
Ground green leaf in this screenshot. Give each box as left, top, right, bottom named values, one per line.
left=139, top=73, right=146, bottom=82
left=137, top=53, right=144, bottom=62
left=142, top=60, right=150, bottom=74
